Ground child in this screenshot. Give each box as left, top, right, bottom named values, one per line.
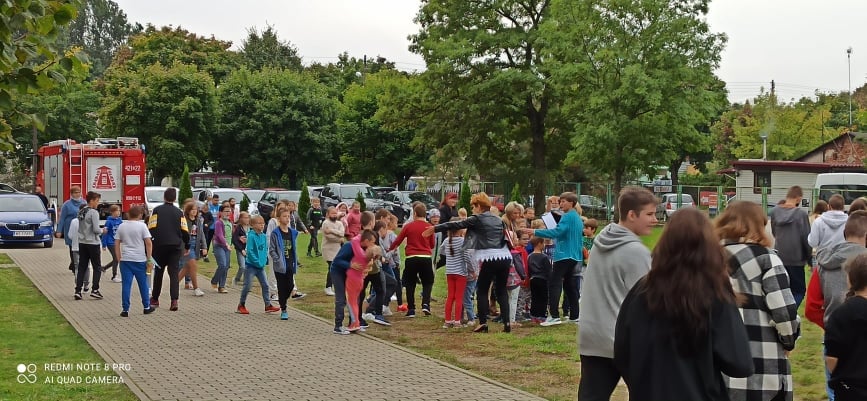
left=824, top=252, right=867, bottom=400
left=347, top=243, right=381, bottom=331
left=378, top=215, right=401, bottom=315
left=580, top=218, right=598, bottom=297
left=528, top=236, right=552, bottom=323
left=114, top=205, right=155, bottom=316
left=102, top=204, right=123, bottom=282
left=322, top=206, right=345, bottom=296
left=268, top=211, right=298, bottom=320
left=440, top=218, right=469, bottom=328
left=360, top=221, right=391, bottom=326
left=232, top=212, right=251, bottom=287
left=68, top=205, right=90, bottom=292
left=307, top=198, right=324, bottom=257
left=178, top=201, right=206, bottom=296
left=457, top=207, right=468, bottom=220
left=508, top=231, right=530, bottom=326
left=75, top=191, right=103, bottom=300
left=330, top=230, right=378, bottom=334
left=237, top=215, right=280, bottom=315
left=211, top=205, right=233, bottom=293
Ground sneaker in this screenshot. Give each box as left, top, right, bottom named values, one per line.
left=169, top=300, right=178, bottom=311
left=397, top=304, right=408, bottom=312
left=111, top=276, right=122, bottom=283
left=465, top=320, right=476, bottom=327
left=218, top=287, right=229, bottom=294
left=362, top=312, right=376, bottom=322
left=269, top=293, right=278, bottom=301
left=359, top=319, right=369, bottom=328
left=390, top=294, right=397, bottom=301
left=74, top=292, right=82, bottom=300
left=194, top=288, right=205, bottom=297
left=280, top=311, right=288, bottom=320
left=212, top=283, right=218, bottom=290
left=120, top=311, right=129, bottom=317
left=406, top=309, right=416, bottom=318
left=90, top=290, right=103, bottom=299
left=315, top=252, right=322, bottom=257
left=324, top=287, right=335, bottom=296
left=442, top=321, right=453, bottom=329
left=382, top=306, right=393, bottom=316
left=333, top=327, right=351, bottom=335
left=83, top=286, right=89, bottom=292
left=540, top=317, right=563, bottom=327
left=291, top=292, right=306, bottom=300
left=265, top=305, right=280, bottom=313
left=150, top=297, right=159, bottom=307
left=236, top=305, right=249, bottom=314
left=347, top=325, right=361, bottom=333
left=373, top=315, right=391, bottom=326
left=422, top=305, right=431, bottom=316
left=143, top=306, right=156, bottom=314
left=569, top=317, right=580, bottom=324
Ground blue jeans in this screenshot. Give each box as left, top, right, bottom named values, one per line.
left=330, top=269, right=348, bottom=329
left=463, top=279, right=477, bottom=321
left=234, top=249, right=246, bottom=284
left=211, top=246, right=231, bottom=288
left=240, top=267, right=270, bottom=306
left=120, top=261, right=150, bottom=312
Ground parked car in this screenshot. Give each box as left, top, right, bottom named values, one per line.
left=0, top=193, right=54, bottom=247
left=579, top=194, right=610, bottom=219
left=242, top=189, right=265, bottom=215
left=658, top=193, right=695, bottom=218
left=307, top=185, right=323, bottom=200
left=319, top=183, right=385, bottom=211
left=193, top=188, right=247, bottom=217
left=0, top=183, right=19, bottom=193
left=257, top=190, right=302, bottom=221
left=145, top=186, right=179, bottom=214
left=372, top=186, right=396, bottom=200
left=381, top=191, right=439, bottom=224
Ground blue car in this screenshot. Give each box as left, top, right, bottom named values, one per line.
left=0, top=193, right=54, bottom=248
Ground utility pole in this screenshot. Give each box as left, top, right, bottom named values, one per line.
left=848, top=47, right=853, bottom=128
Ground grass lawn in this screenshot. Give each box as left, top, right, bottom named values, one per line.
left=193, top=226, right=827, bottom=401
left=0, top=256, right=138, bottom=401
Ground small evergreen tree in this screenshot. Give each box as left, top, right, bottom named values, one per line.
left=459, top=181, right=472, bottom=211
left=510, top=183, right=522, bottom=204
left=298, top=182, right=311, bottom=225
left=179, top=165, right=193, bottom=203
left=355, top=190, right=366, bottom=212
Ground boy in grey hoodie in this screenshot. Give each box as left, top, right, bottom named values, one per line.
left=578, top=187, right=657, bottom=401
left=769, top=186, right=812, bottom=308
left=74, top=191, right=104, bottom=300
left=808, top=194, right=848, bottom=259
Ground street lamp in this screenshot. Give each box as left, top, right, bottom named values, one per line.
left=848, top=47, right=853, bottom=128
left=760, top=132, right=768, bottom=160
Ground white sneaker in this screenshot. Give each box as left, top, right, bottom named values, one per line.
left=269, top=293, right=278, bottom=301
left=540, top=317, right=563, bottom=327
left=111, top=277, right=122, bottom=283
left=382, top=306, right=393, bottom=316
left=362, top=312, right=376, bottom=322
left=194, top=288, right=205, bottom=297
left=390, top=294, right=397, bottom=301
left=324, top=287, right=335, bottom=296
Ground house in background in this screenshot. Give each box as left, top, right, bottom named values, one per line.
left=729, top=132, right=867, bottom=206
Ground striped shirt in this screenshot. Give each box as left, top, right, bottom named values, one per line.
left=439, top=236, right=468, bottom=276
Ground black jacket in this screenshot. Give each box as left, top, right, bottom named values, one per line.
left=433, top=212, right=506, bottom=250
left=148, top=203, right=189, bottom=249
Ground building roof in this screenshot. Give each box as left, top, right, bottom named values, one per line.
left=731, top=159, right=863, bottom=173
left=796, top=131, right=867, bottom=162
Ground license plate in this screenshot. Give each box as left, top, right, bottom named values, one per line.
left=13, top=231, right=33, bottom=237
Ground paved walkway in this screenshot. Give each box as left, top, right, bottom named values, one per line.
left=9, top=247, right=546, bottom=401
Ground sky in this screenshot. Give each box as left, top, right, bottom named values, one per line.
left=113, top=0, right=867, bottom=104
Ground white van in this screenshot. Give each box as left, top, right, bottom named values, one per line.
left=815, top=173, right=867, bottom=209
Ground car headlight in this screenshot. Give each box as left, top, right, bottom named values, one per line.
left=40, top=220, right=53, bottom=227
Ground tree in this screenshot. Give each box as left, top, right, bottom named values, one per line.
left=213, top=68, right=339, bottom=187
left=61, top=0, right=141, bottom=78
left=298, top=182, right=311, bottom=225
left=0, top=0, right=88, bottom=151
left=178, top=164, right=192, bottom=202
left=510, top=183, right=522, bottom=204
left=100, top=62, right=217, bottom=180
left=546, top=0, right=728, bottom=192
left=459, top=181, right=472, bottom=211
left=355, top=191, right=366, bottom=212
left=338, top=70, right=428, bottom=187
left=240, top=25, right=302, bottom=72
left=306, top=52, right=396, bottom=100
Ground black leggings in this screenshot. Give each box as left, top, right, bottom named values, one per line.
left=530, top=277, right=548, bottom=318
left=476, top=258, right=511, bottom=325
left=403, top=257, right=434, bottom=310
left=275, top=271, right=295, bottom=310
left=549, top=259, right=580, bottom=320
left=307, top=229, right=320, bottom=254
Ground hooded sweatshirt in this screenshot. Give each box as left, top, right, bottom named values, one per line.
left=769, top=206, right=811, bottom=266
left=808, top=210, right=848, bottom=257
left=579, top=223, right=651, bottom=359
left=811, top=241, right=865, bottom=326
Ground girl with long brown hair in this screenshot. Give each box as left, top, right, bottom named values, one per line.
left=614, top=208, right=753, bottom=401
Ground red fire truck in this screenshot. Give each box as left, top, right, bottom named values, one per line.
left=37, top=137, right=146, bottom=219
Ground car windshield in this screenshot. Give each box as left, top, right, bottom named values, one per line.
left=820, top=185, right=867, bottom=204
left=145, top=190, right=165, bottom=203
left=408, top=192, right=436, bottom=204
left=214, top=191, right=245, bottom=202
left=244, top=190, right=265, bottom=202
left=277, top=191, right=301, bottom=202
left=340, top=186, right=375, bottom=199
left=0, top=196, right=45, bottom=212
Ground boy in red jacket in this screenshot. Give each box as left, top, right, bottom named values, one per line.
left=388, top=203, right=434, bottom=317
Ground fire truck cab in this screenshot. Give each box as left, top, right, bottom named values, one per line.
left=37, top=137, right=146, bottom=220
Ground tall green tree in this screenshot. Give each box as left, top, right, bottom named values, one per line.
left=0, top=0, right=87, bottom=151
left=61, top=0, right=141, bottom=78
left=306, top=52, right=396, bottom=100
left=214, top=68, right=339, bottom=188
left=398, top=0, right=571, bottom=214
left=179, top=164, right=192, bottom=202
left=240, top=25, right=302, bottom=72
left=510, top=183, right=522, bottom=204
left=459, top=181, right=472, bottom=211
left=546, top=0, right=728, bottom=192
left=100, top=62, right=217, bottom=180
left=298, top=182, right=311, bottom=225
